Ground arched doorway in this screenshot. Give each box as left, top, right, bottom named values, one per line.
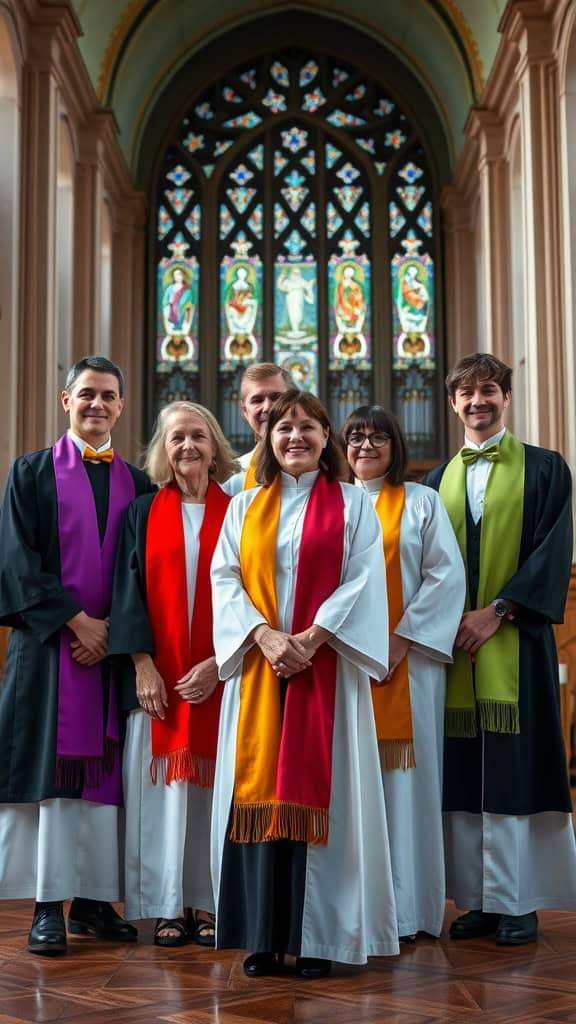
left=145, top=19, right=449, bottom=463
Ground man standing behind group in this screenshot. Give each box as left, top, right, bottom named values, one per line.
left=0, top=356, right=152, bottom=955
left=426, top=352, right=576, bottom=946
left=225, top=363, right=292, bottom=495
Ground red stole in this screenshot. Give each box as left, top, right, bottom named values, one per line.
left=145, top=482, right=230, bottom=785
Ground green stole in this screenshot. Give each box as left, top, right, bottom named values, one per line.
left=439, top=430, right=525, bottom=738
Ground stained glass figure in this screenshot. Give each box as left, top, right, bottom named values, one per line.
left=157, top=258, right=199, bottom=372
left=302, top=89, right=326, bottom=113
left=262, top=89, right=287, bottom=113
left=299, top=60, right=319, bottom=87
left=165, top=188, right=193, bottom=215
left=223, top=112, right=262, bottom=129
left=329, top=256, right=371, bottom=369
left=158, top=206, right=174, bottom=239
left=327, top=110, right=366, bottom=127
left=397, top=185, right=425, bottom=211
left=274, top=262, right=318, bottom=392
left=270, top=61, right=290, bottom=87
left=167, top=165, right=192, bottom=186
left=229, top=164, right=254, bottom=185
left=221, top=255, right=263, bottom=367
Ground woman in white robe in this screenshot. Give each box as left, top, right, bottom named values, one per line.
left=342, top=405, right=466, bottom=941
left=211, top=390, right=399, bottom=978
left=109, top=402, right=237, bottom=947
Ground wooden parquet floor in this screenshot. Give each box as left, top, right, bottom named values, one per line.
left=1, top=901, right=576, bottom=1024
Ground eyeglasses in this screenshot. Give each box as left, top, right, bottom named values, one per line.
left=346, top=432, right=391, bottom=449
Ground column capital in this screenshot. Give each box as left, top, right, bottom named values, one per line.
left=440, top=185, right=472, bottom=232
left=26, top=3, right=81, bottom=69
left=466, top=108, right=506, bottom=166
left=500, top=2, right=555, bottom=76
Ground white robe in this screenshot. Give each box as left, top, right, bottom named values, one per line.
left=122, top=502, right=215, bottom=921
left=211, top=470, right=400, bottom=964
left=362, top=478, right=465, bottom=937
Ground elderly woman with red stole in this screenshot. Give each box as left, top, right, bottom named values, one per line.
left=210, top=390, right=399, bottom=978
left=342, top=405, right=465, bottom=943
left=109, top=401, right=237, bottom=947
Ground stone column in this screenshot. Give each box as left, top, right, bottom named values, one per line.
left=502, top=5, right=565, bottom=450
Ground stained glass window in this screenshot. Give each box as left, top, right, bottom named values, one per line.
left=154, top=49, right=441, bottom=458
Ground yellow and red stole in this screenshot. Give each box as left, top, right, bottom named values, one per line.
left=372, top=483, right=415, bottom=770
left=145, top=482, right=231, bottom=785
left=232, top=472, right=345, bottom=846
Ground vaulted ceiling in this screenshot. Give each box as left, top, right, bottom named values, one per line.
left=72, top=0, right=507, bottom=174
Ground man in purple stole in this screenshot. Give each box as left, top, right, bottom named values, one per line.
left=0, top=356, right=153, bottom=955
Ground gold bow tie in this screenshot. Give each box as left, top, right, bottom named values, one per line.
left=460, top=443, right=500, bottom=465
left=82, top=446, right=114, bottom=463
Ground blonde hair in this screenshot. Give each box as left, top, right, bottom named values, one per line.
left=240, top=362, right=293, bottom=398
left=145, top=401, right=239, bottom=485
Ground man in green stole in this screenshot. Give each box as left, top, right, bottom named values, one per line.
left=425, top=353, right=576, bottom=947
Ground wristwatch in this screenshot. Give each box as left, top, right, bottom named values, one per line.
left=492, top=598, right=512, bottom=619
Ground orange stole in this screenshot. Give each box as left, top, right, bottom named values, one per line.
left=372, top=483, right=415, bottom=770
left=243, top=449, right=259, bottom=490
left=232, top=473, right=344, bottom=845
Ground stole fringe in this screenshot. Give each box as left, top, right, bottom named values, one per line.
left=55, top=741, right=118, bottom=791
left=150, top=748, right=215, bottom=788
left=445, top=708, right=478, bottom=739
left=478, top=699, right=520, bottom=735
left=230, top=801, right=329, bottom=846
left=380, top=739, right=415, bottom=771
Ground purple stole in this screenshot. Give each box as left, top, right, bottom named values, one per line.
left=52, top=434, right=135, bottom=805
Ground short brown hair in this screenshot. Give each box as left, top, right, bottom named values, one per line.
left=145, top=401, right=239, bottom=485
left=340, top=406, right=408, bottom=486
left=256, top=390, right=348, bottom=485
left=240, top=362, right=293, bottom=398
left=445, top=353, right=512, bottom=398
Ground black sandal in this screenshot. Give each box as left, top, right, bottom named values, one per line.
left=153, top=917, right=188, bottom=947
left=186, top=909, right=216, bottom=947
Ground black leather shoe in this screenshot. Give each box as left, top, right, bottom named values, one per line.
left=296, top=957, right=332, bottom=979
left=495, top=911, right=538, bottom=946
left=67, top=900, right=138, bottom=941
left=28, top=902, right=67, bottom=956
left=449, top=910, right=500, bottom=940
left=243, top=952, right=281, bottom=976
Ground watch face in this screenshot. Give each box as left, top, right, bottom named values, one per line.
left=493, top=600, right=507, bottom=618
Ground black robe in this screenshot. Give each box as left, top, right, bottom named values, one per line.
left=0, top=445, right=152, bottom=803
left=425, top=442, right=573, bottom=815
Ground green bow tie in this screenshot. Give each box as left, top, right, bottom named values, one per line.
left=460, top=442, right=501, bottom=465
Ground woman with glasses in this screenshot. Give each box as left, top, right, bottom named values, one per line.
left=342, top=406, right=465, bottom=942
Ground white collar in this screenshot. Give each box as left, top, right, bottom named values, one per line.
left=280, top=469, right=320, bottom=490
left=68, top=430, right=113, bottom=455
left=463, top=427, right=506, bottom=451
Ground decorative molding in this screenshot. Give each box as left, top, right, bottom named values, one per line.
left=434, top=0, right=484, bottom=95
left=97, top=0, right=145, bottom=102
